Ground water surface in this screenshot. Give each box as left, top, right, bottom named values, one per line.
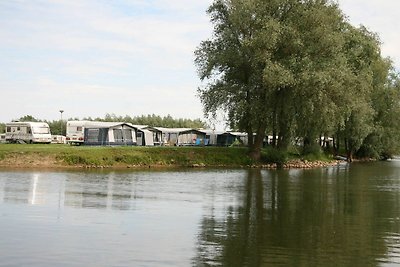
left=0, top=162, right=399, bottom=266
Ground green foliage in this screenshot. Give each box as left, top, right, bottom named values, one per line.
left=196, top=0, right=400, bottom=161
left=302, top=142, right=323, bottom=156
left=0, top=123, right=5, bottom=133
left=302, top=151, right=332, bottom=162
left=0, top=145, right=252, bottom=167
left=93, top=113, right=208, bottom=128
left=113, top=154, right=152, bottom=165
left=195, top=0, right=359, bottom=159
left=261, top=147, right=288, bottom=165
left=47, top=120, right=65, bottom=135
left=357, top=70, right=400, bottom=159
left=18, top=115, right=39, bottom=122
left=62, top=154, right=88, bottom=165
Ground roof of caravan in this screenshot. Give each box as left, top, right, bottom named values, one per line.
left=149, top=127, right=208, bottom=134
left=148, top=127, right=191, bottom=133
left=136, top=128, right=152, bottom=134
left=198, top=129, right=225, bottom=135
left=67, top=120, right=137, bottom=129
left=6, top=121, right=49, bottom=127
left=224, top=132, right=248, bottom=136
left=131, top=124, right=148, bottom=129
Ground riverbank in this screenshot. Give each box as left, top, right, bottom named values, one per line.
left=0, top=144, right=341, bottom=169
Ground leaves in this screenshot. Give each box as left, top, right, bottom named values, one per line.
left=196, top=0, right=400, bottom=159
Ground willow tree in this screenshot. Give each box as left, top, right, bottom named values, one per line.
left=196, top=0, right=269, bottom=159
left=334, top=26, right=390, bottom=161
left=195, top=0, right=352, bottom=160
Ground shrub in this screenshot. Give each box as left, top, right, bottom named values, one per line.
left=62, top=154, right=88, bottom=165
left=261, top=147, right=288, bottom=165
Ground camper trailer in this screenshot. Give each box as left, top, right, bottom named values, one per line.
left=66, top=121, right=137, bottom=146
left=5, top=121, right=52, bottom=144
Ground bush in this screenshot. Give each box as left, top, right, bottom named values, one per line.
left=261, top=147, right=288, bottom=165
left=62, top=154, right=88, bottom=165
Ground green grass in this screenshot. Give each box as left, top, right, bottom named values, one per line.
left=0, top=144, right=254, bottom=167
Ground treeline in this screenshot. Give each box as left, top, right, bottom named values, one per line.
left=89, top=113, right=208, bottom=129
left=196, top=0, right=400, bottom=161
left=0, top=114, right=208, bottom=135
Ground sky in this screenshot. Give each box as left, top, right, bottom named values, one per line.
left=0, top=0, right=399, bottom=125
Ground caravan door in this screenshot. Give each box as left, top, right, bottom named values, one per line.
left=136, top=131, right=143, bottom=146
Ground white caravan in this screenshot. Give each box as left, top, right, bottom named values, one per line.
left=5, top=122, right=52, bottom=144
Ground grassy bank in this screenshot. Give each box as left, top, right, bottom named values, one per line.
left=0, top=144, right=254, bottom=168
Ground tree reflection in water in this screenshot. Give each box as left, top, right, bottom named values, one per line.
left=194, top=165, right=400, bottom=266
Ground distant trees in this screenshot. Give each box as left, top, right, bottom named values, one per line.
left=195, top=0, right=400, bottom=161
left=47, top=120, right=65, bottom=136
left=90, top=113, right=208, bottom=129
left=18, top=115, right=39, bottom=122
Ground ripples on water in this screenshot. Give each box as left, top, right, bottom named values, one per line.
left=0, top=162, right=399, bottom=266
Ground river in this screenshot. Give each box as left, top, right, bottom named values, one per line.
left=0, top=161, right=399, bottom=266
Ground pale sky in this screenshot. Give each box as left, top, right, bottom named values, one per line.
left=0, top=0, right=399, bottom=124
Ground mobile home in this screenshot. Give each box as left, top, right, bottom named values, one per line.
left=66, top=121, right=137, bottom=146
left=153, top=127, right=207, bottom=146
left=217, top=132, right=248, bottom=146
left=198, top=129, right=224, bottom=146
left=5, top=121, right=52, bottom=144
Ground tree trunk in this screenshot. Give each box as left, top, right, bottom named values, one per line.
left=247, top=127, right=254, bottom=149
left=333, top=136, right=337, bottom=155
left=249, top=125, right=266, bottom=161
left=347, top=150, right=353, bottom=162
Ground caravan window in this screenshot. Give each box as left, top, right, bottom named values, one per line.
left=123, top=129, right=133, bottom=141
left=113, top=129, right=123, bottom=142
left=77, top=126, right=83, bottom=131
left=6, top=127, right=11, bottom=133
left=87, top=129, right=99, bottom=142
left=32, top=127, right=50, bottom=134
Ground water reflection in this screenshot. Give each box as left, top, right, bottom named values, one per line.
left=0, top=164, right=399, bottom=266
left=64, top=172, right=135, bottom=210
left=194, top=165, right=400, bottom=266
left=0, top=171, right=137, bottom=211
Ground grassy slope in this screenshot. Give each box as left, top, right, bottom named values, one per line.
left=0, top=144, right=254, bottom=168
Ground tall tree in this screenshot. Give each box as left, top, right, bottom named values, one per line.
left=337, top=26, right=386, bottom=161
left=195, top=0, right=351, bottom=160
